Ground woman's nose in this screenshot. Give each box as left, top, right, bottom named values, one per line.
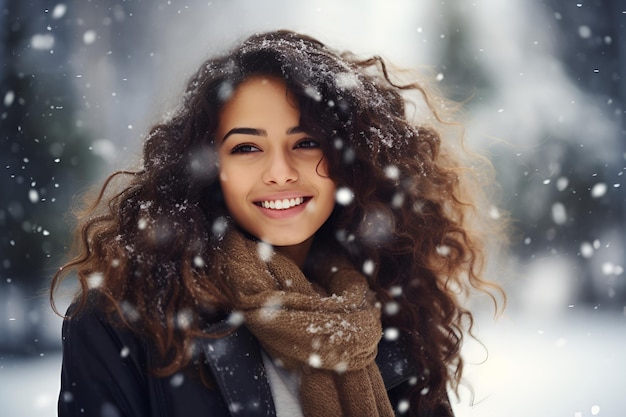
left=262, top=150, right=298, bottom=185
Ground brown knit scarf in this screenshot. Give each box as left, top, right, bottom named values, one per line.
left=216, top=229, right=394, bottom=417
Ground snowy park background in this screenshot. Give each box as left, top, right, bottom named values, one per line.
left=2, top=0, right=626, bottom=416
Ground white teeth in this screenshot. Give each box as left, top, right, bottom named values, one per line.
left=261, top=197, right=305, bottom=210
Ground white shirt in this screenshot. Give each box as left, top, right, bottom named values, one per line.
left=261, top=350, right=304, bottom=417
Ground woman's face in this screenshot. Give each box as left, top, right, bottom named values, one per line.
left=216, top=77, right=336, bottom=248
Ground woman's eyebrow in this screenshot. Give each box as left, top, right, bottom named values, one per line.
left=222, top=126, right=305, bottom=142
left=286, top=126, right=305, bottom=135
left=222, top=127, right=267, bottom=142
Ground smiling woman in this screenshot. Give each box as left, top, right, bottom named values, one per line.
left=217, top=77, right=336, bottom=259
left=50, top=30, right=507, bottom=417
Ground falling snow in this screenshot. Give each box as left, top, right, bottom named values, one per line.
left=335, top=187, right=354, bottom=206
left=362, top=259, right=375, bottom=275
left=51, top=4, right=67, bottom=19
left=551, top=202, right=567, bottom=225
left=170, top=373, right=185, bottom=388
left=86, top=272, right=104, bottom=289
left=120, top=346, right=130, bottom=358
left=4, top=90, right=15, bottom=107
left=31, top=34, right=55, bottom=50
left=256, top=241, right=274, bottom=262
left=227, top=310, right=245, bottom=327
left=590, top=182, right=607, bottom=198
left=556, top=176, right=569, bottom=191
left=3, top=2, right=626, bottom=417
left=580, top=242, right=594, bottom=258
left=193, top=255, right=205, bottom=268
left=82, top=30, right=97, bottom=45
left=384, top=301, right=399, bottom=315
left=28, top=189, right=39, bottom=203
left=304, top=85, right=322, bottom=102
left=436, top=245, right=450, bottom=257
left=578, top=25, right=592, bottom=39
left=307, top=353, right=322, bottom=368
left=384, top=164, right=400, bottom=180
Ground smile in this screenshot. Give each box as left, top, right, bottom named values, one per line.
left=258, top=197, right=307, bottom=210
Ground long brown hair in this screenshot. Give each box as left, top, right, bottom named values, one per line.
left=51, top=30, right=506, bottom=415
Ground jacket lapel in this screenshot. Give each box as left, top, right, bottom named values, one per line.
left=200, top=324, right=276, bottom=417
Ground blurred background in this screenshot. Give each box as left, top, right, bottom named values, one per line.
left=1, top=0, right=625, bottom=416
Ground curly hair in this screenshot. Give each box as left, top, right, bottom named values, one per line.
left=51, top=30, right=506, bottom=415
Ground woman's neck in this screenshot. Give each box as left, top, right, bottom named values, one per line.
left=275, top=236, right=314, bottom=269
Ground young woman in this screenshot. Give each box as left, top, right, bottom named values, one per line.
left=51, top=30, right=506, bottom=417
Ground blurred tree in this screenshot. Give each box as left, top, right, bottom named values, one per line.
left=541, top=0, right=625, bottom=129
left=439, top=0, right=626, bottom=307
left=1, top=0, right=101, bottom=350
left=436, top=2, right=494, bottom=103
left=534, top=0, right=626, bottom=306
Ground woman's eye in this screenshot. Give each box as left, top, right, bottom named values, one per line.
left=295, top=139, right=321, bottom=149
left=231, top=144, right=261, bottom=154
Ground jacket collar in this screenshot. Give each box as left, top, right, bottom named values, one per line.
left=199, top=324, right=416, bottom=417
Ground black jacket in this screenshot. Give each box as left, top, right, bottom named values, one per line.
left=58, top=303, right=420, bottom=416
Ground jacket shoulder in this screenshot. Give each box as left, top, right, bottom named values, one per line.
left=59, top=293, right=152, bottom=416
left=60, top=292, right=233, bottom=417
